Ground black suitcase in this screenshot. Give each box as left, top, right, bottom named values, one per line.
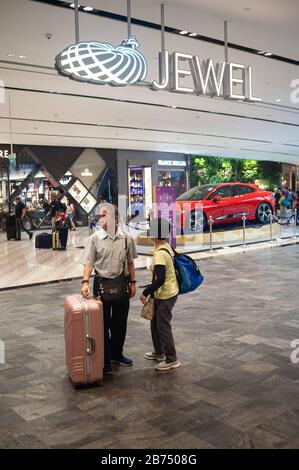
left=6, top=214, right=16, bottom=240
left=35, top=233, right=52, bottom=249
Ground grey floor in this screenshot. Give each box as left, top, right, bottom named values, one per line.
left=0, top=245, right=299, bottom=449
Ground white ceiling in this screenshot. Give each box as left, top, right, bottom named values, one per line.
left=166, top=0, right=299, bottom=34
left=0, top=0, right=299, bottom=164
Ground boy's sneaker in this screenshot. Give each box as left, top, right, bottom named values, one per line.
left=144, top=352, right=166, bottom=362
left=111, top=355, right=133, bottom=367
left=155, top=360, right=181, bottom=371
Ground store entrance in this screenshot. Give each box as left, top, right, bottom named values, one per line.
left=128, top=165, right=152, bottom=220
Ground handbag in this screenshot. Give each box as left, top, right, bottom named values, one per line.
left=140, top=297, right=155, bottom=320
left=95, top=272, right=130, bottom=303
left=95, top=235, right=130, bottom=303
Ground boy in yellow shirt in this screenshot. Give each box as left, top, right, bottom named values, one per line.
left=140, top=218, right=180, bottom=371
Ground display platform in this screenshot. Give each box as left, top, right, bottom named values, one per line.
left=136, top=222, right=281, bottom=246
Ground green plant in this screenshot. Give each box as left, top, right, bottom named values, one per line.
left=190, top=156, right=282, bottom=189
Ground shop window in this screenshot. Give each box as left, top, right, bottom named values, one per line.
left=129, top=167, right=144, bottom=217
left=157, top=170, right=186, bottom=197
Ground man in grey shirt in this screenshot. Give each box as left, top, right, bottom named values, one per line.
left=81, top=204, right=137, bottom=374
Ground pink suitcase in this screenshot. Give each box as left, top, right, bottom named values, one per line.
left=64, top=294, right=104, bottom=385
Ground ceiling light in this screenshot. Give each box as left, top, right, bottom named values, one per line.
left=189, top=33, right=198, bottom=37
left=257, top=51, right=266, bottom=54
left=275, top=99, right=282, bottom=102
left=7, top=53, right=15, bottom=57
left=179, top=30, right=189, bottom=35
left=70, top=3, right=80, bottom=7
left=171, top=105, right=177, bottom=108
left=83, top=6, right=93, bottom=11
left=18, top=55, right=27, bottom=59
left=264, top=52, right=273, bottom=56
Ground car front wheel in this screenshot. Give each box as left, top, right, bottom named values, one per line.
left=256, top=203, right=272, bottom=223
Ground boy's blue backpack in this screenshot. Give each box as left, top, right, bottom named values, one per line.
left=160, top=248, right=204, bottom=294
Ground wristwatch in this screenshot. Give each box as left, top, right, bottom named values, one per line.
left=82, top=280, right=89, bottom=284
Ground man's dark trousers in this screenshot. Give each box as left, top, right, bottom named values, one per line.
left=102, top=298, right=130, bottom=368
left=93, top=279, right=130, bottom=369
left=15, top=218, right=31, bottom=240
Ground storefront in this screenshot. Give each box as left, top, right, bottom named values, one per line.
left=282, top=163, right=298, bottom=191
left=1, top=144, right=190, bottom=226
left=0, top=144, right=118, bottom=227
left=0, top=145, right=12, bottom=211
left=117, top=150, right=189, bottom=219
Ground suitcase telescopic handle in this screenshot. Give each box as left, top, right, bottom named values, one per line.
left=86, top=335, right=96, bottom=354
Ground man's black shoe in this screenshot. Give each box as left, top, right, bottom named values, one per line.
left=103, top=364, right=113, bottom=375
left=111, top=356, right=133, bottom=367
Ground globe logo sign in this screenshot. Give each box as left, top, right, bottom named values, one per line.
left=55, top=36, right=147, bottom=86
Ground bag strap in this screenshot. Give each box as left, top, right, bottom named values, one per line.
left=160, top=247, right=201, bottom=273
left=158, top=247, right=175, bottom=267
left=123, top=233, right=129, bottom=273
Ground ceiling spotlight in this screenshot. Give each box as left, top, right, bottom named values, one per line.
left=257, top=51, right=266, bottom=54
left=171, top=105, right=177, bottom=108
left=275, top=99, right=282, bottom=102
left=70, top=3, right=80, bottom=7
left=264, top=52, right=273, bottom=56
left=83, top=6, right=93, bottom=11
left=189, top=33, right=198, bottom=37
left=18, top=55, right=27, bottom=59
left=7, top=53, right=15, bottom=57
left=179, top=30, right=189, bottom=35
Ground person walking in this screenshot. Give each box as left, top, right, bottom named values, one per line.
left=274, top=187, right=281, bottom=214
left=66, top=198, right=76, bottom=231
left=49, top=189, right=65, bottom=226
left=14, top=196, right=33, bottom=241
left=81, top=203, right=138, bottom=375
left=140, top=217, right=180, bottom=371
left=54, top=205, right=70, bottom=250
left=279, top=189, right=289, bottom=219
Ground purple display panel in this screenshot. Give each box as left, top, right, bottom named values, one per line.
left=155, top=187, right=177, bottom=248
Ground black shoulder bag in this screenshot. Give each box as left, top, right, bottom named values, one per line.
left=94, top=236, right=131, bottom=303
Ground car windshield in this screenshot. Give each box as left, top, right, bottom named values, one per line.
left=177, top=184, right=217, bottom=201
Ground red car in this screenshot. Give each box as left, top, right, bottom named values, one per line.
left=176, top=182, right=275, bottom=233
